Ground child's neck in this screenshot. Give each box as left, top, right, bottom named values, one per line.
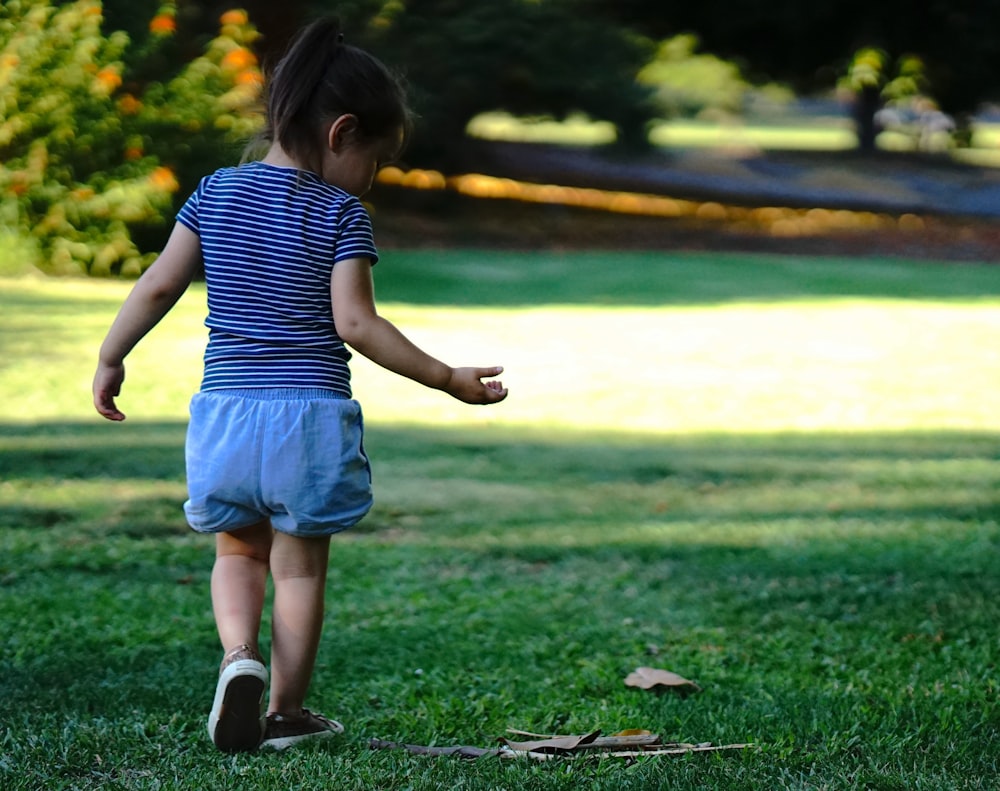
left=262, top=144, right=306, bottom=171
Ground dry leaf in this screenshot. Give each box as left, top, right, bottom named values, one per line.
left=499, top=731, right=601, bottom=754
left=625, top=666, right=702, bottom=695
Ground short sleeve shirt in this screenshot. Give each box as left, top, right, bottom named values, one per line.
left=176, top=161, right=378, bottom=396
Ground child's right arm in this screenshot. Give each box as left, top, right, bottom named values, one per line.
left=93, top=223, right=203, bottom=421
left=331, top=257, right=508, bottom=405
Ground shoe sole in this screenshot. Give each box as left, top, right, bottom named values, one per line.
left=260, top=727, right=343, bottom=751
left=208, top=659, right=268, bottom=753
left=260, top=718, right=344, bottom=751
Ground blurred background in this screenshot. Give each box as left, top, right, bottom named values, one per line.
left=3, top=0, right=1000, bottom=277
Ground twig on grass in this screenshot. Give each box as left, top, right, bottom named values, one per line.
left=369, top=731, right=753, bottom=761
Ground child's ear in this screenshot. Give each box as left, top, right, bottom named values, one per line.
left=327, top=114, right=361, bottom=152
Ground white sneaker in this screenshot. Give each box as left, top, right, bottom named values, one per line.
left=207, top=645, right=268, bottom=753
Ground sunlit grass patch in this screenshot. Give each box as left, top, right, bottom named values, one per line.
left=2, top=258, right=999, bottom=434
left=466, top=111, right=1000, bottom=168
left=467, top=111, right=617, bottom=146
left=353, top=299, right=1000, bottom=433
left=648, top=119, right=858, bottom=151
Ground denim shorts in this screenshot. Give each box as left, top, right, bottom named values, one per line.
left=184, top=388, right=373, bottom=537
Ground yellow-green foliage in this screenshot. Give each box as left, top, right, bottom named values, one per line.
left=637, top=34, right=792, bottom=119
left=0, top=1, right=262, bottom=277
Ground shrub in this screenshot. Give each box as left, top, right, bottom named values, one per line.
left=0, top=0, right=262, bottom=277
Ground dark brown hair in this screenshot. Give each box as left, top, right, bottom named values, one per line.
left=255, top=17, right=410, bottom=170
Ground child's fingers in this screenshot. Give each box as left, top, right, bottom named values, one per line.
left=483, top=381, right=508, bottom=402
left=477, top=368, right=507, bottom=402
left=448, top=366, right=507, bottom=403
left=95, top=391, right=126, bottom=421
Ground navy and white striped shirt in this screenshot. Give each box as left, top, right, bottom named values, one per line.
left=177, top=161, right=378, bottom=396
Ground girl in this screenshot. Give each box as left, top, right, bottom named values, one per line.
left=93, top=17, right=507, bottom=753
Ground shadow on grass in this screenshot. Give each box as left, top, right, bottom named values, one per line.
left=371, top=249, right=1000, bottom=307
left=0, top=420, right=188, bottom=481
left=2, top=419, right=996, bottom=570
left=2, top=418, right=997, bottom=477
left=1, top=418, right=997, bottom=498
left=2, top=419, right=998, bottom=788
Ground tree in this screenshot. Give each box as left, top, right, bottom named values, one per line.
left=124, top=1, right=658, bottom=171
left=590, top=0, right=1000, bottom=151
left=0, top=0, right=262, bottom=276
left=346, top=0, right=655, bottom=168
left=637, top=34, right=794, bottom=121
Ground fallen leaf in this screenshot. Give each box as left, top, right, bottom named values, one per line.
left=625, top=666, right=701, bottom=695
left=613, top=728, right=654, bottom=737
left=499, top=731, right=601, bottom=754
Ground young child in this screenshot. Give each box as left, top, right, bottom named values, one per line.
left=93, top=17, right=507, bottom=754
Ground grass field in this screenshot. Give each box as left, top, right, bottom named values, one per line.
left=468, top=110, right=1000, bottom=165
left=1, top=251, right=999, bottom=790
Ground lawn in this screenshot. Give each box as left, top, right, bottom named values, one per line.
left=1, top=250, right=998, bottom=790
left=467, top=109, right=1000, bottom=165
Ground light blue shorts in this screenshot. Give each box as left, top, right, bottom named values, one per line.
left=184, top=388, right=373, bottom=537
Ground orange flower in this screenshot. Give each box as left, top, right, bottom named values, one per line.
left=221, top=47, right=257, bottom=72
left=234, top=69, right=263, bottom=87
left=124, top=146, right=144, bottom=161
left=117, top=94, right=142, bottom=115
left=149, top=14, right=176, bottom=35
left=149, top=166, right=179, bottom=192
left=220, top=9, right=249, bottom=26
left=95, top=67, right=122, bottom=91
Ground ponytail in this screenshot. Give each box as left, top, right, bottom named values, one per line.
left=251, top=17, right=410, bottom=171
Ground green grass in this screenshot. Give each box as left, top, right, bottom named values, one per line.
left=647, top=119, right=857, bottom=151
left=468, top=112, right=861, bottom=152
left=1, top=252, right=999, bottom=789
left=467, top=110, right=1000, bottom=165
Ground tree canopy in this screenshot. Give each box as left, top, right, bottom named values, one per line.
left=277, top=0, right=654, bottom=168
left=5, top=0, right=1000, bottom=275
left=0, top=0, right=262, bottom=275
left=106, top=0, right=1000, bottom=163
left=594, top=0, right=1000, bottom=121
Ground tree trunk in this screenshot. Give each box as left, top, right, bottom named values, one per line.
left=854, top=84, right=882, bottom=154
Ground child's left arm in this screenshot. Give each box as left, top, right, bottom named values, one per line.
left=93, top=223, right=203, bottom=421
left=331, top=257, right=507, bottom=404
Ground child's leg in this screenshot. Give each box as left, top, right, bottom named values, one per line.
left=212, top=519, right=273, bottom=654
left=266, top=531, right=331, bottom=716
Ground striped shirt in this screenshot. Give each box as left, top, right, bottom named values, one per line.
left=176, top=161, right=378, bottom=396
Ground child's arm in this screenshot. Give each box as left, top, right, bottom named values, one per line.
left=93, top=223, right=203, bottom=421
left=331, top=257, right=508, bottom=405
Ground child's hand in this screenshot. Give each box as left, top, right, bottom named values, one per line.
left=445, top=366, right=508, bottom=404
left=93, top=362, right=127, bottom=421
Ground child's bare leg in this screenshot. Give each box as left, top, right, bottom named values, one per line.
left=212, top=519, right=272, bottom=654
left=267, top=531, right=331, bottom=715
